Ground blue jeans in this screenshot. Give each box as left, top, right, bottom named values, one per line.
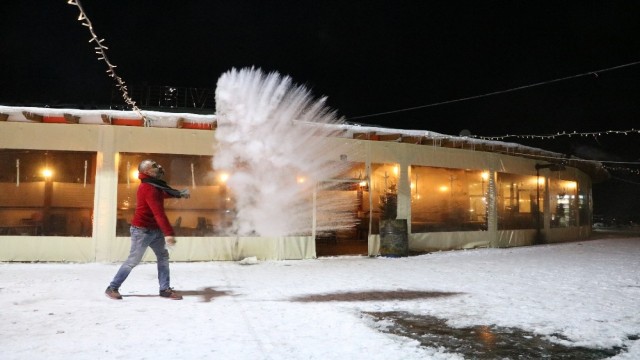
left=109, top=226, right=171, bottom=291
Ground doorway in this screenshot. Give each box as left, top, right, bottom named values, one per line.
left=315, top=178, right=369, bottom=257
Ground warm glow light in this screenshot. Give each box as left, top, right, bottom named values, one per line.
left=219, top=173, right=229, bottom=183
left=359, top=180, right=368, bottom=187
left=131, top=170, right=139, bottom=180
left=42, top=168, right=53, bottom=178
left=566, top=182, right=577, bottom=189
left=439, top=185, right=449, bottom=192
left=481, top=171, right=489, bottom=181
left=297, top=176, right=306, bottom=184
left=393, top=165, right=399, bottom=176
left=537, top=177, right=545, bottom=185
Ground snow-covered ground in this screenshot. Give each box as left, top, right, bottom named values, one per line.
left=1, top=237, right=638, bottom=359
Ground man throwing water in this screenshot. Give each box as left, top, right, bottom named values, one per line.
left=105, top=159, right=190, bottom=300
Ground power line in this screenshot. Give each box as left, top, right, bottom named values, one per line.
left=610, top=176, right=640, bottom=185
left=347, top=60, right=640, bottom=121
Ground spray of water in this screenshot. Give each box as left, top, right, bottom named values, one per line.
left=214, top=68, right=358, bottom=237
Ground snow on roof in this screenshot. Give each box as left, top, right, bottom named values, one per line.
left=0, top=105, right=216, bottom=128
left=0, top=105, right=609, bottom=181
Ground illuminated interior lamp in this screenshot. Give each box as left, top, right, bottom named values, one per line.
left=296, top=176, right=306, bottom=184
left=219, top=172, right=229, bottom=183
left=481, top=171, right=489, bottom=181
left=439, top=185, right=449, bottom=192
left=42, top=168, right=53, bottom=179
left=358, top=180, right=369, bottom=192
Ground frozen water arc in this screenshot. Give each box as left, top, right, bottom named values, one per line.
left=214, top=68, right=356, bottom=237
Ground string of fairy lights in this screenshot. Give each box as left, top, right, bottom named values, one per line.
left=67, top=0, right=147, bottom=124
left=468, top=128, right=640, bottom=141
left=599, top=165, right=640, bottom=176
left=506, top=149, right=640, bottom=175
left=473, top=130, right=640, bottom=175
left=475, top=129, right=640, bottom=175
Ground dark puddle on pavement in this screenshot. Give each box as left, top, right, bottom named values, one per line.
left=290, top=290, right=461, bottom=302
left=364, top=311, right=628, bottom=359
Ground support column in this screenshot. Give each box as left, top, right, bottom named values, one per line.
left=487, top=170, right=499, bottom=246
left=396, top=161, right=411, bottom=221
left=93, top=127, right=119, bottom=262
left=543, top=173, right=551, bottom=233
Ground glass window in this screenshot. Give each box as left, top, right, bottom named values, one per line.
left=410, top=166, right=488, bottom=233
left=369, top=163, right=399, bottom=234
left=0, top=149, right=96, bottom=236
left=496, top=172, right=540, bottom=230
left=549, top=178, right=578, bottom=228
left=117, top=153, right=232, bottom=237
left=578, top=183, right=590, bottom=226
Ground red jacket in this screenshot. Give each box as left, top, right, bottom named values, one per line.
left=131, top=173, right=175, bottom=236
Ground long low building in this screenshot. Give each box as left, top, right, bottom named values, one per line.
left=0, top=105, right=608, bottom=262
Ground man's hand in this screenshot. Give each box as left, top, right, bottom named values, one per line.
left=179, top=189, right=190, bottom=199
left=165, top=236, right=177, bottom=247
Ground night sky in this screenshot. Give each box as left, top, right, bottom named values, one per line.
left=2, top=1, right=639, bottom=220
